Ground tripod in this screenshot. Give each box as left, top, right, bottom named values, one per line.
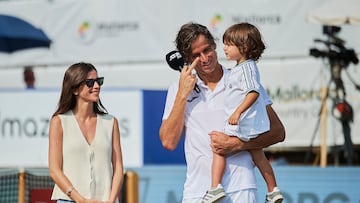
left=330, top=59, right=354, bottom=165
left=305, top=59, right=355, bottom=165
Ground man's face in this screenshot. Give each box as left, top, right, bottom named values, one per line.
left=188, top=35, right=218, bottom=76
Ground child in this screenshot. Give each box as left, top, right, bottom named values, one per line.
left=202, top=23, right=283, bottom=203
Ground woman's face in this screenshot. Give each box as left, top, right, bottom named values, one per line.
left=76, top=70, right=102, bottom=103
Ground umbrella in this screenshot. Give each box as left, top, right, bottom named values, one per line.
left=0, top=14, right=51, bottom=53
left=307, top=0, right=360, bottom=25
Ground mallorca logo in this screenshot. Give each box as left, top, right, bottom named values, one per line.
left=77, top=21, right=95, bottom=43
left=210, top=14, right=222, bottom=30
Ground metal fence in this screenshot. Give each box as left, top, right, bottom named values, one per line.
left=0, top=168, right=138, bottom=203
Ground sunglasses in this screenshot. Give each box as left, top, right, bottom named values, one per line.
left=82, top=77, right=104, bottom=88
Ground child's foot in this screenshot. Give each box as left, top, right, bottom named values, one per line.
left=265, top=187, right=283, bottom=203
left=201, top=184, right=226, bottom=203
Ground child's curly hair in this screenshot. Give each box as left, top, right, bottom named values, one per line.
left=223, top=23, right=266, bottom=62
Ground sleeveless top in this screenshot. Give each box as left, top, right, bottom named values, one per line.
left=51, top=111, right=116, bottom=202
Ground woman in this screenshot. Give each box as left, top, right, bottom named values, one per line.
left=48, top=62, right=123, bottom=203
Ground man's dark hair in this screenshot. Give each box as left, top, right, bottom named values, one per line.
left=175, top=22, right=216, bottom=63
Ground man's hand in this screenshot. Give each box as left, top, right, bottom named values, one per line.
left=178, top=57, right=200, bottom=97
left=209, top=131, right=243, bottom=156
left=210, top=105, right=286, bottom=156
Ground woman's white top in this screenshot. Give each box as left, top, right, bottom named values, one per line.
left=51, top=111, right=116, bottom=202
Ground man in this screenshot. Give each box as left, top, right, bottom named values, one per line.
left=23, top=66, right=35, bottom=89
left=159, top=22, right=285, bottom=203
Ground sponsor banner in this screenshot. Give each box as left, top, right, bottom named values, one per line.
left=0, top=58, right=359, bottom=167
left=132, top=166, right=360, bottom=203
left=0, top=90, right=143, bottom=167
left=256, top=58, right=360, bottom=148
left=1, top=0, right=359, bottom=67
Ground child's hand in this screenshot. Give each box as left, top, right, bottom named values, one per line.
left=228, top=113, right=240, bottom=125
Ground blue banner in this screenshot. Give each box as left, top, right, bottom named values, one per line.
left=142, top=90, right=186, bottom=165
left=130, top=166, right=360, bottom=203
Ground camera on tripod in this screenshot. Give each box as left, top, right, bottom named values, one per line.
left=308, top=26, right=358, bottom=165
left=310, top=25, right=359, bottom=68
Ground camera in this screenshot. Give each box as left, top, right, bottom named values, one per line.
left=309, top=25, right=359, bottom=68
left=323, top=25, right=341, bottom=36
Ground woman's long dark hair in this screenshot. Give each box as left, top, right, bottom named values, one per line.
left=52, top=62, right=107, bottom=117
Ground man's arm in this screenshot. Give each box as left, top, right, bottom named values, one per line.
left=159, top=58, right=200, bottom=151
left=209, top=105, right=285, bottom=156
left=159, top=92, right=188, bottom=151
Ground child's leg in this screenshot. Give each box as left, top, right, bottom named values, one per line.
left=211, top=152, right=226, bottom=188
left=201, top=153, right=226, bottom=202
left=249, top=149, right=277, bottom=192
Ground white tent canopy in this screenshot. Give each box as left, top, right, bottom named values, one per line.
left=308, top=0, right=360, bottom=25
